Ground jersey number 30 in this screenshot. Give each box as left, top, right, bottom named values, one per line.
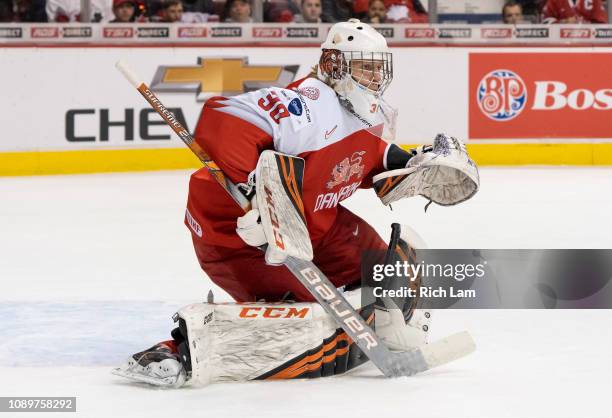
left=257, top=91, right=290, bottom=124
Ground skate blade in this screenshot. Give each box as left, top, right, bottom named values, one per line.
left=111, top=366, right=184, bottom=388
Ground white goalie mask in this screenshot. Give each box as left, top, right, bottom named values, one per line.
left=319, top=19, right=394, bottom=130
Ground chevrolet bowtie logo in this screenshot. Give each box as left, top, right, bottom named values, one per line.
left=150, top=57, right=299, bottom=101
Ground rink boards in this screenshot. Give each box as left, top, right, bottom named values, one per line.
left=1, top=45, right=611, bottom=174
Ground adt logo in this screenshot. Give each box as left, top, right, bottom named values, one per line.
left=477, top=70, right=527, bottom=121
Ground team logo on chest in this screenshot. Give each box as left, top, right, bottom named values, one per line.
left=326, top=151, right=366, bottom=190
left=314, top=151, right=367, bottom=212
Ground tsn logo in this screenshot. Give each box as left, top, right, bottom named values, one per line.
left=239, top=306, right=311, bottom=319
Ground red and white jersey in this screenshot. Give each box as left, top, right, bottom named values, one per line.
left=542, top=0, right=608, bottom=23
left=45, top=0, right=112, bottom=22
left=186, top=77, right=398, bottom=248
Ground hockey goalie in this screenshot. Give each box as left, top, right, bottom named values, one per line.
left=114, top=19, right=479, bottom=387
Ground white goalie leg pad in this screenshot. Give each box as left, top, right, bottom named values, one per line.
left=375, top=224, right=433, bottom=351
left=177, top=284, right=434, bottom=385
left=177, top=295, right=363, bottom=386
left=178, top=290, right=364, bottom=386
left=399, top=225, right=433, bottom=346
left=375, top=308, right=429, bottom=351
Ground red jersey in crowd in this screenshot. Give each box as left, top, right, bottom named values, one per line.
left=542, top=0, right=608, bottom=23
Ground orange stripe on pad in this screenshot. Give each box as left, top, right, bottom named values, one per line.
left=266, top=312, right=375, bottom=380
left=278, top=156, right=305, bottom=216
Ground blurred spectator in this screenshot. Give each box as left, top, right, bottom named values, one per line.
left=0, top=0, right=10, bottom=21
left=159, top=0, right=182, bottom=21
left=181, top=0, right=214, bottom=13
left=518, top=0, right=542, bottom=18
left=363, top=0, right=386, bottom=23
left=385, top=0, right=427, bottom=23
left=23, top=0, right=48, bottom=21
left=222, top=0, right=252, bottom=22
left=110, top=0, right=138, bottom=22
left=46, top=0, right=108, bottom=21
left=0, top=0, right=47, bottom=21
left=502, top=0, right=523, bottom=23
left=542, top=0, right=608, bottom=23
left=294, top=0, right=323, bottom=22
left=351, top=0, right=368, bottom=16
left=265, top=0, right=295, bottom=22
left=149, top=0, right=215, bottom=21
left=512, top=0, right=542, bottom=22
left=181, top=9, right=217, bottom=21
left=321, top=0, right=353, bottom=22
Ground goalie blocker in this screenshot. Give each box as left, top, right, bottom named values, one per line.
left=256, top=150, right=313, bottom=264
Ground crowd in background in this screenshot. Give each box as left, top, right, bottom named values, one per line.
left=0, top=0, right=608, bottom=24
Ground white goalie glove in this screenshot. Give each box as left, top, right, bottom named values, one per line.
left=373, top=134, right=480, bottom=208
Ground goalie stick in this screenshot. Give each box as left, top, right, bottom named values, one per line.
left=115, top=60, right=475, bottom=378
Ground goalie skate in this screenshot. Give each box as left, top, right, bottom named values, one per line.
left=112, top=340, right=187, bottom=388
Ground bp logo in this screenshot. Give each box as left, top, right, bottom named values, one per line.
left=477, top=69, right=527, bottom=121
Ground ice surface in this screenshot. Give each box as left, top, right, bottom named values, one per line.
left=1, top=168, right=611, bottom=418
